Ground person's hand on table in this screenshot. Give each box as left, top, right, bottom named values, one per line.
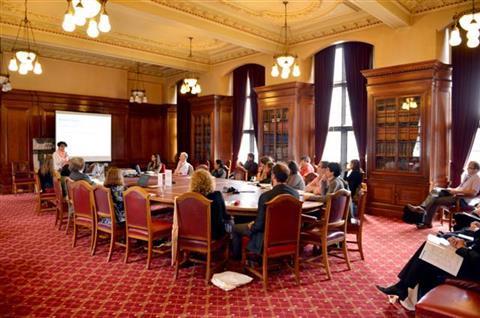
left=447, top=237, right=466, bottom=249
left=247, top=221, right=254, bottom=230
left=469, top=221, right=480, bottom=231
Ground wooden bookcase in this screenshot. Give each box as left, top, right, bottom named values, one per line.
left=362, top=60, right=452, bottom=217
left=255, top=82, right=314, bottom=162
left=189, top=95, right=232, bottom=166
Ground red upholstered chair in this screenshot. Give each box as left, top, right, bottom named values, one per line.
left=92, top=186, right=126, bottom=261
left=34, top=174, right=56, bottom=215
left=301, top=189, right=352, bottom=280
left=53, top=176, right=69, bottom=229
left=123, top=186, right=172, bottom=269
left=415, top=280, right=480, bottom=318
left=243, top=194, right=303, bottom=289
left=174, top=192, right=229, bottom=283
left=11, top=161, right=36, bottom=194
left=304, top=172, right=318, bottom=185
left=347, top=183, right=367, bottom=260
left=71, top=181, right=96, bottom=251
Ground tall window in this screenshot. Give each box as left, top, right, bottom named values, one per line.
left=238, top=75, right=258, bottom=163
left=322, top=46, right=359, bottom=166
left=467, top=122, right=480, bottom=165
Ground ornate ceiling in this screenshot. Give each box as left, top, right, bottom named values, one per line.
left=0, top=0, right=470, bottom=77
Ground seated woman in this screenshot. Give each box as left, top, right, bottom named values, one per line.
left=68, top=157, right=94, bottom=184
left=286, top=160, right=305, bottom=190
left=256, top=156, right=273, bottom=181
left=259, top=161, right=274, bottom=184
left=376, top=221, right=480, bottom=311
left=344, top=159, right=364, bottom=200
left=147, top=153, right=164, bottom=173
left=38, top=156, right=57, bottom=193
left=211, top=159, right=227, bottom=179
left=190, top=169, right=230, bottom=239
left=103, top=167, right=126, bottom=224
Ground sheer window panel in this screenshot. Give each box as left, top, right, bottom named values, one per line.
left=345, top=90, right=352, bottom=126
left=243, top=98, right=254, bottom=130
left=322, top=131, right=341, bottom=163
left=328, top=87, right=342, bottom=127
left=333, top=47, right=344, bottom=84
left=467, top=128, right=480, bottom=165
left=347, top=131, right=359, bottom=161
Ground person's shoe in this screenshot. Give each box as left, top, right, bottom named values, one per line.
left=399, top=298, right=415, bottom=311
left=416, top=223, right=432, bottom=229
left=407, top=204, right=425, bottom=213
left=376, top=284, right=408, bottom=301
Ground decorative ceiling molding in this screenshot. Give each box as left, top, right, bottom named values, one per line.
left=397, top=0, right=470, bottom=15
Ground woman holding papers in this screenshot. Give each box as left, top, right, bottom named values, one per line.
left=376, top=221, right=480, bottom=310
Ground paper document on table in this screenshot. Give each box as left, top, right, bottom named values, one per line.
left=165, top=170, right=172, bottom=187
left=419, top=234, right=464, bottom=276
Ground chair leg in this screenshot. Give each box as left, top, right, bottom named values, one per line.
left=12, top=183, right=17, bottom=195
left=357, top=233, right=364, bottom=260
left=174, top=250, right=180, bottom=280
left=342, top=240, right=351, bottom=270
left=89, top=226, right=95, bottom=253
left=124, top=237, right=130, bottom=264
left=146, top=239, right=152, bottom=270
left=294, top=254, right=300, bottom=285
left=107, top=232, right=115, bottom=262
left=205, top=251, right=212, bottom=284
left=262, top=256, right=268, bottom=290
left=322, top=242, right=331, bottom=280
left=91, top=227, right=98, bottom=256
left=36, top=198, right=41, bottom=215
left=72, top=221, right=77, bottom=248
left=65, top=210, right=72, bottom=235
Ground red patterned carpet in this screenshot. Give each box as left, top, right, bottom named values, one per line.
left=0, top=194, right=443, bottom=317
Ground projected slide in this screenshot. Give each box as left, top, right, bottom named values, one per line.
left=55, top=111, right=112, bottom=162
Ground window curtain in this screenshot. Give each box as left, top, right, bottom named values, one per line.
left=450, top=44, right=480, bottom=185
left=232, top=64, right=265, bottom=166
left=314, top=45, right=337, bottom=160
left=343, top=42, right=373, bottom=170
left=176, top=81, right=195, bottom=155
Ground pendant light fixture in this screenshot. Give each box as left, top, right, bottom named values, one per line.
left=449, top=0, right=480, bottom=48
left=180, top=37, right=201, bottom=95
left=8, top=0, right=43, bottom=76
left=62, top=0, right=111, bottom=38
left=129, top=63, right=147, bottom=104
left=0, top=38, right=12, bottom=92
left=271, top=1, right=300, bottom=79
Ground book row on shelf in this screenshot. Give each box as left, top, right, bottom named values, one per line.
left=376, top=141, right=420, bottom=157
left=263, top=133, right=289, bottom=145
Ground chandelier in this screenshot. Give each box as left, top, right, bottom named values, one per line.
left=449, top=0, right=480, bottom=48
left=62, top=0, right=111, bottom=38
left=0, top=38, right=12, bottom=92
left=129, top=63, right=147, bottom=104
left=401, top=97, right=418, bottom=111
left=180, top=37, right=202, bottom=95
left=271, top=1, right=300, bottom=79
left=8, top=0, right=42, bottom=76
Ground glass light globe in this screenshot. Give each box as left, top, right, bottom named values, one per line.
left=271, top=63, right=279, bottom=77
left=129, top=96, right=134, bottom=103
left=467, top=28, right=480, bottom=40
left=18, top=63, right=29, bottom=75
left=467, top=38, right=480, bottom=48
left=142, top=96, right=148, bottom=103
left=180, top=84, right=188, bottom=94
left=280, top=67, right=290, bottom=79
left=185, top=78, right=197, bottom=87
left=292, top=63, right=300, bottom=77
left=73, top=0, right=101, bottom=19
left=277, top=55, right=295, bottom=67
left=26, top=60, right=34, bottom=71
left=98, top=13, right=111, bottom=33
left=449, top=26, right=462, bottom=46
left=87, top=19, right=99, bottom=38
left=63, top=13, right=76, bottom=32
left=8, top=58, right=18, bottom=72
left=33, top=62, right=42, bottom=75
left=191, top=86, right=198, bottom=95
left=73, top=13, right=86, bottom=26
left=459, top=12, right=480, bottom=31
left=196, top=84, right=201, bottom=94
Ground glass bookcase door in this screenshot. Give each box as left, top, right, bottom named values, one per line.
left=193, top=114, right=212, bottom=162
left=262, top=108, right=289, bottom=161
left=375, top=98, right=396, bottom=170
left=398, top=96, right=421, bottom=172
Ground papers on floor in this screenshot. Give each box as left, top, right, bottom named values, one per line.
left=211, top=271, right=253, bottom=291
left=419, top=234, right=464, bottom=276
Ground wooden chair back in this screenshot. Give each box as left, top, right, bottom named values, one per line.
left=71, top=181, right=96, bottom=220
left=324, top=189, right=351, bottom=230
left=225, top=160, right=232, bottom=177
left=304, top=172, right=318, bottom=185
left=11, top=161, right=34, bottom=178
left=356, top=183, right=368, bottom=225
left=93, top=186, right=116, bottom=224
left=264, top=194, right=302, bottom=252
left=65, top=177, right=75, bottom=202
left=175, top=192, right=212, bottom=242
left=123, top=186, right=152, bottom=232
left=233, top=167, right=248, bottom=181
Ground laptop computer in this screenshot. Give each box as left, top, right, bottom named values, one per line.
left=137, top=174, right=151, bottom=187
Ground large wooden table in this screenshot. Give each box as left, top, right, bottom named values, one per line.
left=130, top=176, right=322, bottom=216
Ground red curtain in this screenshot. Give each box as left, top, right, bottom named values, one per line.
left=232, top=64, right=265, bottom=166
left=314, top=46, right=337, bottom=160
left=451, top=43, right=480, bottom=185
left=343, top=42, right=373, bottom=170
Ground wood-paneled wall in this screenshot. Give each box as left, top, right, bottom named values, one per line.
left=0, top=90, right=176, bottom=193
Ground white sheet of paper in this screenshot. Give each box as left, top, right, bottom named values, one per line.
left=165, top=169, right=172, bottom=187
left=419, top=234, right=464, bottom=276
left=157, top=173, right=163, bottom=187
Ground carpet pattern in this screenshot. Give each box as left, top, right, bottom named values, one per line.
left=0, top=194, right=442, bottom=317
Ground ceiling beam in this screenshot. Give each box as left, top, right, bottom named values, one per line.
left=110, top=0, right=279, bottom=54
left=348, top=0, right=411, bottom=28
left=0, top=23, right=210, bottom=73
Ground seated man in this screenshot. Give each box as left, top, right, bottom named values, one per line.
left=409, top=161, right=480, bottom=229
left=454, top=206, right=480, bottom=231
left=304, top=162, right=349, bottom=202
left=376, top=221, right=480, bottom=311
left=237, top=153, right=258, bottom=180
left=174, top=152, right=194, bottom=176
left=299, top=155, right=315, bottom=177
left=231, top=163, right=299, bottom=259
left=304, top=161, right=328, bottom=195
